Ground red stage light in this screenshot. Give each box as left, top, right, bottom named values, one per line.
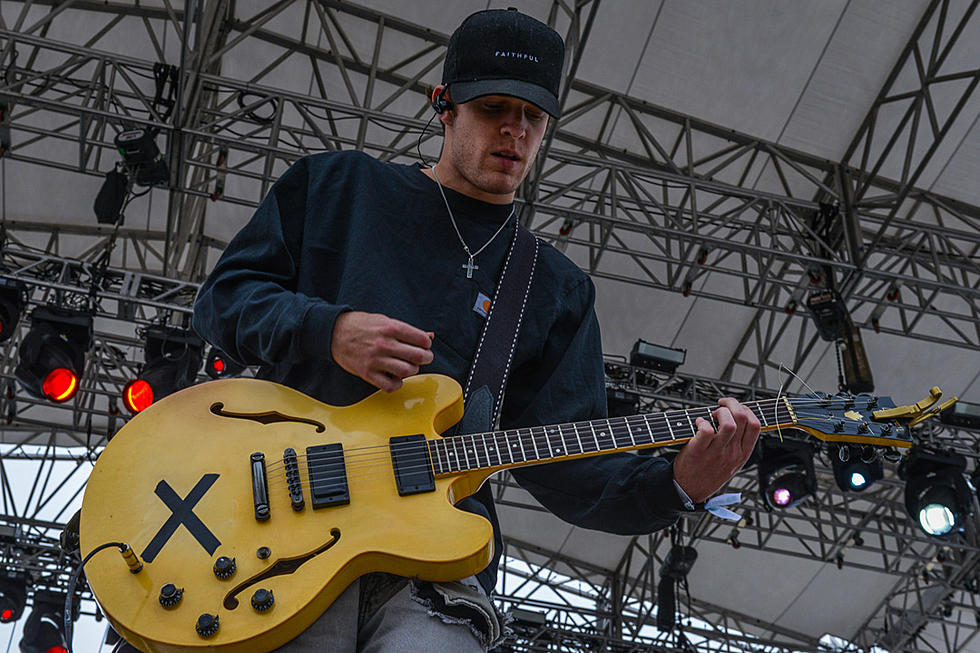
left=123, top=379, right=154, bottom=414
left=42, top=368, right=78, bottom=402
left=45, top=647, right=68, bottom=653
left=212, top=357, right=226, bottom=373
left=0, top=608, right=12, bottom=621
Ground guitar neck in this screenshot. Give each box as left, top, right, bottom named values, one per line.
left=428, top=397, right=796, bottom=476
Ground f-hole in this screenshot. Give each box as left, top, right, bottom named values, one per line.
left=223, top=528, right=341, bottom=610
left=210, top=403, right=325, bottom=432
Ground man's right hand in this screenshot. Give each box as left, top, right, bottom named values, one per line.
left=330, top=311, right=434, bottom=392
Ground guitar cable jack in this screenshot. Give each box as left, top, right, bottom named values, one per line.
left=119, top=543, right=144, bottom=574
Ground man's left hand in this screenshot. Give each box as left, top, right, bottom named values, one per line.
left=672, top=398, right=761, bottom=504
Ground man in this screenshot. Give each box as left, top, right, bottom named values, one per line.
left=192, top=8, right=760, bottom=652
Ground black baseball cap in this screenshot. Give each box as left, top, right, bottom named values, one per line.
left=442, top=8, right=565, bottom=118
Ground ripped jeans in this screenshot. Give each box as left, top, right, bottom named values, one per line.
left=271, top=572, right=504, bottom=652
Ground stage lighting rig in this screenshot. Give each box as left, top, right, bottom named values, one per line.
left=122, top=326, right=204, bottom=414
left=114, top=128, right=168, bottom=186
left=14, top=306, right=93, bottom=403
left=93, top=168, right=129, bottom=225
left=0, top=276, right=27, bottom=342
left=758, top=438, right=816, bottom=510
left=806, top=290, right=848, bottom=342
left=900, top=448, right=972, bottom=538
left=19, top=590, right=69, bottom=653
left=630, top=339, right=686, bottom=373
left=0, top=573, right=27, bottom=624
left=831, top=444, right=882, bottom=493
left=204, top=347, right=246, bottom=380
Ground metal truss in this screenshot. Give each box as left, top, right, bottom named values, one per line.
left=723, top=0, right=980, bottom=385
left=0, top=1, right=977, bottom=650
left=0, top=0, right=976, bottom=364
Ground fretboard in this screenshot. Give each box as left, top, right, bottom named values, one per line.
left=427, top=398, right=795, bottom=475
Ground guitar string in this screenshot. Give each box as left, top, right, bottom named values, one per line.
left=264, top=406, right=792, bottom=488
left=261, top=405, right=884, bottom=484
left=262, top=403, right=795, bottom=474
left=260, top=396, right=872, bottom=473
left=258, top=395, right=855, bottom=470
left=263, top=403, right=894, bottom=489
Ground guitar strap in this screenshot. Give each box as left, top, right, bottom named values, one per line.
left=460, top=222, right=539, bottom=431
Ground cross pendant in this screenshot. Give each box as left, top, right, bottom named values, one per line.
left=462, top=258, right=479, bottom=279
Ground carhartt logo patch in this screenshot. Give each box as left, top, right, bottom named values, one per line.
left=473, top=292, right=492, bottom=318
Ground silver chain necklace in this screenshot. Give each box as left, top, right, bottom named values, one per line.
left=431, top=166, right=515, bottom=279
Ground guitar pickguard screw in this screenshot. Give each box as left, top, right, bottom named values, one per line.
left=257, top=546, right=271, bottom=559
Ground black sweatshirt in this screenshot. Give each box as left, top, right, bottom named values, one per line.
left=192, top=151, right=683, bottom=594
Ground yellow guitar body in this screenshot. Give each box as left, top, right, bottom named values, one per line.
left=80, top=374, right=493, bottom=653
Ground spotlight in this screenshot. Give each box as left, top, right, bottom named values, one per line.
left=806, top=290, right=848, bottom=341
left=758, top=438, right=816, bottom=510
left=0, top=574, right=27, bottom=623
left=93, top=169, right=129, bottom=225
left=204, top=347, right=246, bottom=379
left=19, top=590, right=67, bottom=653
left=831, top=445, right=883, bottom=493
left=900, top=449, right=971, bottom=538
left=114, top=128, right=168, bottom=186
left=122, top=326, right=203, bottom=414
left=14, top=306, right=92, bottom=403
left=630, top=339, right=686, bottom=373
left=0, top=276, right=27, bottom=343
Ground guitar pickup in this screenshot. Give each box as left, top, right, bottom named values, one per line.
left=390, top=434, right=435, bottom=496
left=306, top=444, right=350, bottom=509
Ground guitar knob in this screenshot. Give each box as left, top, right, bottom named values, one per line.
left=195, top=613, right=219, bottom=638
left=251, top=588, right=275, bottom=612
left=859, top=422, right=870, bottom=433
left=158, top=583, right=183, bottom=608
left=213, top=556, right=236, bottom=579
left=881, top=423, right=893, bottom=434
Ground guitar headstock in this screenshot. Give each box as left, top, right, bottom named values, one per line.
left=786, top=387, right=957, bottom=449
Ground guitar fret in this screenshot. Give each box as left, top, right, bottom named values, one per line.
left=756, top=402, right=769, bottom=427
left=547, top=425, right=566, bottom=456
left=446, top=438, right=460, bottom=472
left=471, top=435, right=487, bottom=468
left=611, top=418, right=630, bottom=449
left=544, top=426, right=555, bottom=457
left=481, top=434, right=493, bottom=467
left=560, top=425, right=579, bottom=455
left=428, top=441, right=439, bottom=474
left=509, top=430, right=524, bottom=462
left=588, top=422, right=601, bottom=450
left=643, top=414, right=660, bottom=444
left=496, top=431, right=511, bottom=465
left=461, top=436, right=473, bottom=469
left=572, top=423, right=585, bottom=454
left=624, top=418, right=637, bottom=446
left=684, top=410, right=696, bottom=437
left=529, top=427, right=541, bottom=460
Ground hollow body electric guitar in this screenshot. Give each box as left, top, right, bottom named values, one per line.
left=80, top=374, right=946, bottom=652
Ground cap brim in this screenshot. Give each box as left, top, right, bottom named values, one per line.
left=451, top=79, right=561, bottom=118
